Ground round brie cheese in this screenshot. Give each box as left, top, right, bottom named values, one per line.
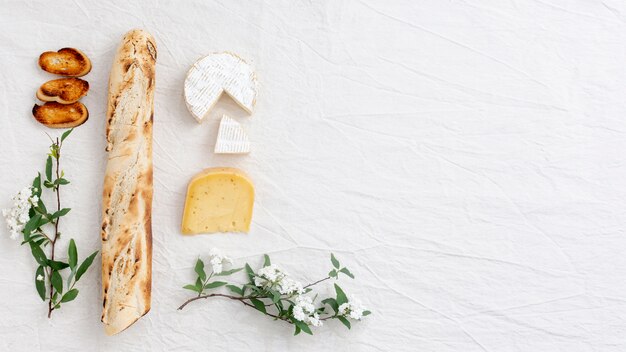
left=184, top=52, right=257, bottom=122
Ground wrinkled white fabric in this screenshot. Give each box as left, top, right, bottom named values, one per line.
left=0, top=0, right=625, bottom=350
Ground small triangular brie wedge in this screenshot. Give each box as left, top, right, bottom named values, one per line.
left=214, top=115, right=251, bottom=154
left=184, top=52, right=257, bottom=122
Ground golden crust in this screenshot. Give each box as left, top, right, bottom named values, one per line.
left=32, top=101, right=88, bottom=128
left=37, top=78, right=89, bottom=104
left=101, top=29, right=156, bottom=336
left=38, top=48, right=92, bottom=77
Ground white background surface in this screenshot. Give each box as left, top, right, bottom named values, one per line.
left=1, top=0, right=625, bottom=350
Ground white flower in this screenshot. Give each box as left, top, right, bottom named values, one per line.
left=292, top=295, right=322, bottom=327
left=257, top=264, right=283, bottom=282
left=255, top=264, right=286, bottom=286
left=278, top=277, right=304, bottom=295
left=2, top=186, right=36, bottom=240
left=338, top=295, right=367, bottom=320
left=36, top=274, right=44, bottom=281
left=208, top=248, right=232, bottom=274
left=254, top=265, right=303, bottom=296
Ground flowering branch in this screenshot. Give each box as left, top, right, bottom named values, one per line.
left=178, top=251, right=370, bottom=335
left=2, top=129, right=98, bottom=318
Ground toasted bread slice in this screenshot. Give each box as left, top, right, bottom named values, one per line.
left=37, top=78, right=89, bottom=104
left=38, top=48, right=92, bottom=77
left=32, top=102, right=89, bottom=128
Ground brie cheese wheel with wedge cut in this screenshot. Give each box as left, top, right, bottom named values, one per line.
left=214, top=115, right=251, bottom=154
left=184, top=52, right=257, bottom=122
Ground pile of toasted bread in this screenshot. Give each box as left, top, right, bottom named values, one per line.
left=33, top=48, right=91, bottom=128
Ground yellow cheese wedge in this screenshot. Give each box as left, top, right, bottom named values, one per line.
left=182, top=167, right=254, bottom=234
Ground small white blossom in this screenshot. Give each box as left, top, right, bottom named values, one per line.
left=278, top=277, right=304, bottom=295
left=254, top=265, right=304, bottom=296
left=208, top=248, right=232, bottom=274
left=255, top=264, right=286, bottom=287
left=255, top=264, right=287, bottom=286
left=2, top=186, right=36, bottom=240
left=292, top=295, right=322, bottom=327
left=36, top=274, right=44, bottom=281
left=338, top=295, right=367, bottom=320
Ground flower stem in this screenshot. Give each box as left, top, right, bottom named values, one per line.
left=178, top=276, right=334, bottom=323
left=177, top=293, right=289, bottom=322
left=303, top=276, right=331, bottom=289
left=47, top=138, right=61, bottom=319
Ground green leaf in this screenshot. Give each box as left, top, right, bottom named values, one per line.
left=339, top=267, right=355, bottom=279
left=49, top=145, right=58, bottom=160
left=49, top=208, right=71, bottom=220
left=30, top=243, right=47, bottom=265
left=335, top=284, right=348, bottom=305
left=194, top=258, right=206, bottom=282
left=362, top=310, right=371, bottom=316
left=36, top=200, right=47, bottom=215
left=226, top=285, right=243, bottom=296
left=45, top=156, right=52, bottom=181
left=33, top=238, right=47, bottom=246
left=54, top=178, right=70, bottom=186
left=263, top=254, right=271, bottom=267
left=322, top=298, right=339, bottom=314
left=271, top=290, right=281, bottom=303
left=48, top=260, right=69, bottom=270
left=75, top=251, right=98, bottom=282
left=23, top=214, right=42, bottom=235
left=32, top=173, right=42, bottom=197
left=183, top=284, right=201, bottom=293
left=294, top=325, right=301, bottom=336
left=331, top=253, right=340, bottom=269
left=61, top=288, right=79, bottom=303
left=67, top=270, right=75, bottom=290
left=43, top=180, right=54, bottom=189
left=337, top=316, right=351, bottom=329
left=61, top=128, right=73, bottom=142
left=68, top=239, right=77, bottom=269
left=293, top=319, right=313, bottom=335
left=249, top=298, right=266, bottom=313
left=204, top=281, right=227, bottom=289
left=215, top=267, right=244, bottom=276
left=21, top=232, right=35, bottom=244
left=51, top=270, right=63, bottom=294
left=275, top=298, right=285, bottom=312
left=23, top=232, right=45, bottom=245
left=245, top=263, right=255, bottom=282
left=35, top=266, right=46, bottom=301
left=328, top=269, right=337, bottom=278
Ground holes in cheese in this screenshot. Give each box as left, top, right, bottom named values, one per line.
left=181, top=167, right=254, bottom=234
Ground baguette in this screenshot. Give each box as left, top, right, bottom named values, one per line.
left=101, top=29, right=156, bottom=336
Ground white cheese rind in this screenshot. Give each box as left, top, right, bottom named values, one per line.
left=184, top=52, right=257, bottom=122
left=214, top=115, right=251, bottom=154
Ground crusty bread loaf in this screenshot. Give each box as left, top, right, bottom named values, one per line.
left=101, top=29, right=156, bottom=336
left=37, top=78, right=89, bottom=104
left=32, top=101, right=88, bottom=128
left=38, top=48, right=92, bottom=77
